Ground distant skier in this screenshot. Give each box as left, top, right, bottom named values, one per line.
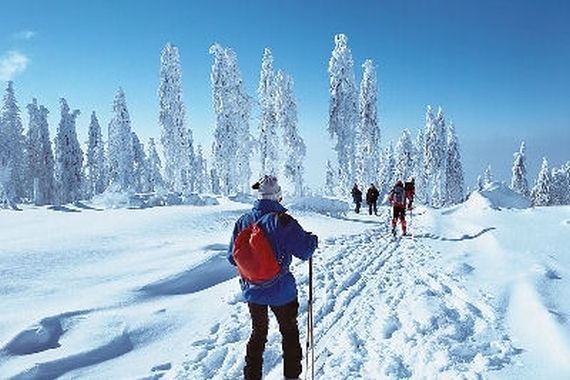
left=366, top=183, right=380, bottom=215
left=351, top=183, right=363, bottom=213
left=389, top=180, right=408, bottom=236
left=228, top=175, right=318, bottom=380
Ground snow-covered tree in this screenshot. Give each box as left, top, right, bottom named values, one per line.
left=423, top=106, right=437, bottom=205
left=131, top=131, right=147, bottom=192
left=26, top=99, right=55, bottom=205
left=186, top=128, right=197, bottom=193
left=209, top=43, right=252, bottom=195
left=54, top=98, right=83, bottom=204
left=555, top=162, right=570, bottom=205
left=257, top=48, right=279, bottom=177
left=378, top=143, right=396, bottom=199
left=357, top=59, right=380, bottom=187
left=85, top=111, right=106, bottom=198
left=0, top=164, right=12, bottom=208
left=0, top=81, right=25, bottom=202
left=159, top=42, right=191, bottom=193
left=146, top=137, right=163, bottom=192
left=445, top=121, right=464, bottom=205
left=275, top=69, right=305, bottom=197
left=510, top=141, right=529, bottom=197
left=107, top=88, right=134, bottom=191
left=210, top=167, right=220, bottom=195
left=324, top=160, right=336, bottom=196
left=194, top=144, right=209, bottom=194
left=328, top=34, right=358, bottom=194
left=531, top=157, right=551, bottom=206
left=424, top=106, right=447, bottom=207
left=550, top=165, right=568, bottom=206
left=394, top=128, right=414, bottom=184
left=413, top=128, right=427, bottom=204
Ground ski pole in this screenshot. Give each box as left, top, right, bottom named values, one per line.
left=305, top=257, right=314, bottom=380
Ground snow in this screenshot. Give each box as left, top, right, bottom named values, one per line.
left=1, top=189, right=569, bottom=379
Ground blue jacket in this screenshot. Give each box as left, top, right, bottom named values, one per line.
left=228, top=199, right=317, bottom=306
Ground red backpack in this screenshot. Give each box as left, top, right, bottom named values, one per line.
left=233, top=214, right=281, bottom=284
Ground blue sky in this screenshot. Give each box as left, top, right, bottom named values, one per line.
left=1, top=0, right=569, bottom=189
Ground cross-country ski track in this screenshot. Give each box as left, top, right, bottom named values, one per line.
left=173, top=207, right=520, bottom=379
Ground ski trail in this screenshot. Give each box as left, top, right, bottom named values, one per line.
left=172, top=209, right=521, bottom=379
left=304, top=220, right=520, bottom=379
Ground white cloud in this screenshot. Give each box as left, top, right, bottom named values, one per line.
left=0, top=51, right=29, bottom=81
left=13, top=30, right=36, bottom=40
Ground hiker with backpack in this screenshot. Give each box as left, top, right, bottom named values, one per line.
left=389, top=180, right=408, bottom=236
left=351, top=183, right=363, bottom=213
left=228, top=175, right=318, bottom=380
left=366, top=183, right=380, bottom=215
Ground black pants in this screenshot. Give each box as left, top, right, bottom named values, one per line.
left=368, top=201, right=377, bottom=215
left=355, top=201, right=361, bottom=213
left=245, top=299, right=302, bottom=380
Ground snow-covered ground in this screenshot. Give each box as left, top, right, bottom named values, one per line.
left=1, top=190, right=569, bottom=379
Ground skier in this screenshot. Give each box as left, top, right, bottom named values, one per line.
left=366, top=183, right=379, bottom=215
left=389, top=180, right=408, bottom=236
left=228, top=175, right=318, bottom=380
left=351, top=183, right=363, bottom=213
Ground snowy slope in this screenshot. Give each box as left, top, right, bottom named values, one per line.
left=1, top=193, right=569, bottom=379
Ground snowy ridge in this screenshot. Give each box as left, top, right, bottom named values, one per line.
left=1, top=195, right=569, bottom=379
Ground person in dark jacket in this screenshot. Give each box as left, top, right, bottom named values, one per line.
left=351, top=183, right=363, bottom=213
left=366, top=183, right=380, bottom=215
left=228, top=175, right=318, bottom=380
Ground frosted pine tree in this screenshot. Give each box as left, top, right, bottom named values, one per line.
left=54, top=99, right=83, bottom=204
left=531, top=157, right=551, bottom=206
left=194, top=144, right=209, bottom=194
left=550, top=166, right=568, bottom=205
left=413, top=128, right=427, bottom=204
left=510, top=141, right=529, bottom=197
left=146, top=138, right=163, bottom=192
left=107, top=88, right=134, bottom=191
left=423, top=106, right=447, bottom=207
left=378, top=143, right=396, bottom=198
left=0, top=81, right=25, bottom=202
left=258, top=48, right=279, bottom=177
left=324, top=160, right=336, bottom=196
left=357, top=59, right=380, bottom=186
left=230, top=49, right=253, bottom=193
left=275, top=70, right=306, bottom=197
left=159, top=42, right=191, bottom=193
left=394, top=129, right=414, bottom=183
left=328, top=34, right=358, bottom=194
left=131, top=131, right=147, bottom=192
left=26, top=99, right=55, bottom=205
left=186, top=128, right=197, bottom=193
left=557, top=162, right=570, bottom=205
left=422, top=105, right=437, bottom=205
left=209, top=43, right=251, bottom=195
left=445, top=121, right=464, bottom=205
left=86, top=111, right=106, bottom=197
left=0, top=164, right=11, bottom=208
left=210, top=167, right=220, bottom=195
